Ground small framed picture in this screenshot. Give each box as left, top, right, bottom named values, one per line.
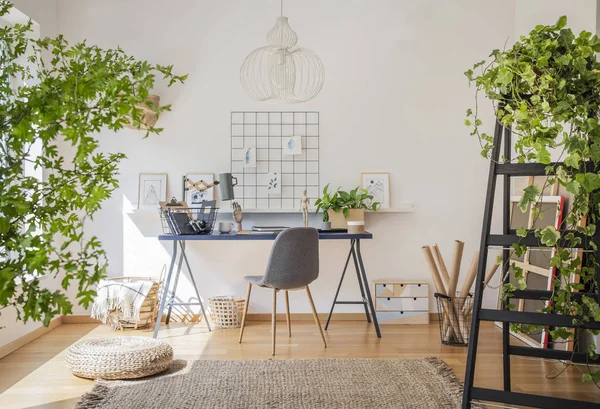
left=283, top=135, right=302, bottom=155
left=361, top=172, right=390, bottom=209
left=138, top=173, right=167, bottom=210
left=183, top=173, right=215, bottom=206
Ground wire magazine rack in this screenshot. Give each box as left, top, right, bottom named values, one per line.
left=159, top=206, right=218, bottom=235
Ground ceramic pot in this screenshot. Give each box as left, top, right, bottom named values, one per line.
left=321, top=221, right=332, bottom=230
left=328, top=209, right=365, bottom=229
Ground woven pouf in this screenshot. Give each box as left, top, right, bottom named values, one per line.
left=65, top=336, right=173, bottom=380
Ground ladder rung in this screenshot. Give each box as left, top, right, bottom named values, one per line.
left=496, top=163, right=553, bottom=176
left=478, top=309, right=600, bottom=329
left=509, top=345, right=600, bottom=364
left=470, top=387, right=598, bottom=409
left=488, top=233, right=589, bottom=248
left=511, top=290, right=599, bottom=302
left=496, top=161, right=596, bottom=176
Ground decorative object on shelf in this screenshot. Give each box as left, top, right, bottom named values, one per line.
left=233, top=201, right=245, bottom=233
left=374, top=280, right=429, bottom=325
left=300, top=188, right=310, bottom=227
left=231, top=111, right=319, bottom=210
left=267, top=172, right=280, bottom=194
left=314, top=184, right=341, bottom=230
left=125, top=94, right=161, bottom=130
left=183, top=173, right=218, bottom=206
left=326, top=186, right=381, bottom=229
left=361, top=172, right=390, bottom=209
left=208, top=296, right=246, bottom=328
left=218, top=173, right=238, bottom=201
left=240, top=0, right=324, bottom=104
left=243, top=146, right=256, bottom=168
left=138, top=173, right=167, bottom=210
left=284, top=135, right=302, bottom=155
left=65, top=337, right=173, bottom=380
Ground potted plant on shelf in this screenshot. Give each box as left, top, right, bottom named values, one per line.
left=317, top=186, right=380, bottom=229
left=314, top=184, right=342, bottom=230
left=466, top=16, right=600, bottom=384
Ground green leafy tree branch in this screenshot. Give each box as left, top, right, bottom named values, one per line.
left=0, top=1, right=186, bottom=326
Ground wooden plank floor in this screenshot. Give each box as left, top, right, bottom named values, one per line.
left=0, top=321, right=599, bottom=408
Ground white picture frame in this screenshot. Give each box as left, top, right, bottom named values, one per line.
left=361, top=172, right=390, bottom=209
left=283, top=135, right=302, bottom=156
left=184, top=173, right=215, bottom=206
left=138, top=173, right=167, bottom=210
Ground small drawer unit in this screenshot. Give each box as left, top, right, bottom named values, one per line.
left=374, top=280, right=429, bottom=325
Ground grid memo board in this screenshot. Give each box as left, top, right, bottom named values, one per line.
left=231, top=111, right=320, bottom=210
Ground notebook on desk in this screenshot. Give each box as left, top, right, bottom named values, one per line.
left=252, top=226, right=289, bottom=233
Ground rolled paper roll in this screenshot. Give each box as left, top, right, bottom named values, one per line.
left=432, top=244, right=451, bottom=292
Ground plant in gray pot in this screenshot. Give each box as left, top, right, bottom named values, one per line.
left=314, top=184, right=341, bottom=230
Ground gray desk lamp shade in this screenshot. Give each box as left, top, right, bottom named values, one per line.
left=218, top=173, right=237, bottom=201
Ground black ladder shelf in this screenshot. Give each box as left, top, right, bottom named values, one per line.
left=462, top=120, right=600, bottom=409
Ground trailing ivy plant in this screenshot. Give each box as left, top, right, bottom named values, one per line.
left=466, top=16, right=600, bottom=384
left=0, top=1, right=186, bottom=326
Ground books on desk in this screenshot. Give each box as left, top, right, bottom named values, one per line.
left=252, top=226, right=289, bottom=233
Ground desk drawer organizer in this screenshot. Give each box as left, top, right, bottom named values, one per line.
left=374, top=281, right=429, bottom=325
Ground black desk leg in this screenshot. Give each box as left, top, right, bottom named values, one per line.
left=165, top=249, right=184, bottom=324
left=325, top=239, right=354, bottom=330
left=351, top=244, right=371, bottom=323
left=153, top=240, right=178, bottom=338
left=356, top=239, right=381, bottom=338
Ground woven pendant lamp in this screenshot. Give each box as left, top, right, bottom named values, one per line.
left=240, top=1, right=324, bottom=104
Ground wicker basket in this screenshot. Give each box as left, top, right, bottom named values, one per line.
left=109, top=276, right=163, bottom=330
left=209, top=296, right=246, bottom=328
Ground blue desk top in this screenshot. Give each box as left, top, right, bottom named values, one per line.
left=158, top=231, right=373, bottom=241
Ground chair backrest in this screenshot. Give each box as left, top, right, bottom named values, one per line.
left=261, top=227, right=319, bottom=290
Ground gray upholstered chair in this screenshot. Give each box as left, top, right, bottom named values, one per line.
left=238, top=227, right=327, bottom=355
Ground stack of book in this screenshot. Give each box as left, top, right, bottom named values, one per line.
left=251, top=226, right=289, bottom=233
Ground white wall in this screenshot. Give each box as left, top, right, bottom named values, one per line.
left=4, top=1, right=599, bottom=338
left=50, top=0, right=515, bottom=316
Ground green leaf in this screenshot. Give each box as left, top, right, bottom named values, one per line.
left=539, top=226, right=560, bottom=247
left=519, top=185, right=540, bottom=212
left=516, top=227, right=527, bottom=237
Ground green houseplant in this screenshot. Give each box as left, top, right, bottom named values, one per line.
left=0, top=1, right=186, bottom=327
left=466, top=16, right=600, bottom=384
left=316, top=185, right=380, bottom=229
left=314, top=184, right=342, bottom=230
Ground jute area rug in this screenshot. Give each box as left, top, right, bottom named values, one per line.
left=76, top=357, right=462, bottom=409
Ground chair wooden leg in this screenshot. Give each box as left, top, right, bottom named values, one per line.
left=305, top=285, right=327, bottom=348
left=238, top=282, right=252, bottom=343
left=272, top=288, right=277, bottom=356
left=284, top=290, right=291, bottom=337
